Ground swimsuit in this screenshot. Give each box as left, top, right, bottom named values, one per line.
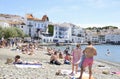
left=82, top=57, right=93, bottom=67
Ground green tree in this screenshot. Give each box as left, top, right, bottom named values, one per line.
left=14, top=27, right=25, bottom=37
left=86, top=27, right=92, bottom=30
left=0, top=26, right=26, bottom=39
left=0, top=26, right=4, bottom=38
left=48, top=24, right=54, bottom=36
left=4, top=27, right=18, bottom=38
left=102, top=26, right=118, bottom=29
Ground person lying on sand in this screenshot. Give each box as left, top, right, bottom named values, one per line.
left=13, top=55, right=23, bottom=64
left=13, top=55, right=41, bottom=65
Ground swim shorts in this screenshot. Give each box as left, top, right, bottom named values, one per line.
left=82, top=57, right=93, bottom=67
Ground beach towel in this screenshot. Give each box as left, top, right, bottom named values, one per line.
left=112, top=71, right=120, bottom=74
left=60, top=69, right=94, bottom=79
left=15, top=63, right=42, bottom=68
left=112, top=71, right=120, bottom=76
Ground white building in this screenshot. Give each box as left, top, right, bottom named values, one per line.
left=41, top=23, right=72, bottom=43
left=53, top=23, right=72, bottom=43
left=41, top=22, right=86, bottom=43
left=25, top=14, right=49, bottom=38
left=1, top=13, right=120, bottom=44
left=105, top=34, right=120, bottom=43
left=0, top=14, right=26, bottom=33
left=85, top=29, right=100, bottom=43
left=0, top=13, right=49, bottom=40
left=0, top=21, right=10, bottom=27
left=71, top=25, right=85, bottom=43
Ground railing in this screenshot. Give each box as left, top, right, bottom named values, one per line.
left=27, top=24, right=33, bottom=27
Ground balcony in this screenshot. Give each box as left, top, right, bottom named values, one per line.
left=27, top=24, right=33, bottom=27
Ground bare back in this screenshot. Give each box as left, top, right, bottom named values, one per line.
left=84, top=46, right=97, bottom=58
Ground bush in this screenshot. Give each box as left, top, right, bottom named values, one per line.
left=0, top=26, right=26, bottom=39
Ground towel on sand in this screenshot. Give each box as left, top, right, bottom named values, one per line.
left=15, top=63, right=42, bottom=68
left=59, top=69, right=94, bottom=79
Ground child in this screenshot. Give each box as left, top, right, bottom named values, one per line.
left=64, top=53, right=71, bottom=64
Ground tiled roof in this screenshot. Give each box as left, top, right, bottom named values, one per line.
left=8, top=21, right=26, bottom=25
left=42, top=15, right=49, bottom=21
left=0, top=14, right=21, bottom=18
left=26, top=14, right=33, bottom=19
left=34, top=18, right=42, bottom=21
left=26, top=14, right=45, bottom=21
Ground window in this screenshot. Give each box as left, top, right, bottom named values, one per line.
left=21, top=26, right=23, bottom=28
left=49, top=39, right=51, bottom=42
left=29, top=22, right=31, bottom=25
left=44, top=39, right=45, bottom=42
left=41, top=24, right=43, bottom=27
left=38, top=24, right=40, bottom=28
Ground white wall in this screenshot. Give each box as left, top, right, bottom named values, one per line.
left=0, top=22, right=10, bottom=27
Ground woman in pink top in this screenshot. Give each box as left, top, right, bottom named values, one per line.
left=70, top=44, right=82, bottom=75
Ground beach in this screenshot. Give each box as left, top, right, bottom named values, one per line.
left=0, top=46, right=120, bottom=79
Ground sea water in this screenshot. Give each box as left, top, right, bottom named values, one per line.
left=48, top=44, right=120, bottom=63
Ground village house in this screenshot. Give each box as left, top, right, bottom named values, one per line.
left=0, top=13, right=120, bottom=44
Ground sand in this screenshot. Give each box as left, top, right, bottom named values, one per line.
left=0, top=46, right=120, bottom=79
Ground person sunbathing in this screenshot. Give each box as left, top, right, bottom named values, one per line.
left=47, top=48, right=54, bottom=55
left=13, top=55, right=23, bottom=64
left=50, top=51, right=61, bottom=65
left=13, top=55, right=41, bottom=65
left=64, top=53, right=71, bottom=64
left=59, top=51, right=64, bottom=59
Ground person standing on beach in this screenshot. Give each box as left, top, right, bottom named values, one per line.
left=79, top=41, right=97, bottom=79
left=70, top=44, right=82, bottom=75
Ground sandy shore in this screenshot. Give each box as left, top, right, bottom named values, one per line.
left=0, top=46, right=120, bottom=79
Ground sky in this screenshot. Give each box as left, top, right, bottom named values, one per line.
left=0, top=0, right=120, bottom=28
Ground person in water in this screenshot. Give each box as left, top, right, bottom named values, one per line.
left=105, top=49, right=111, bottom=56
